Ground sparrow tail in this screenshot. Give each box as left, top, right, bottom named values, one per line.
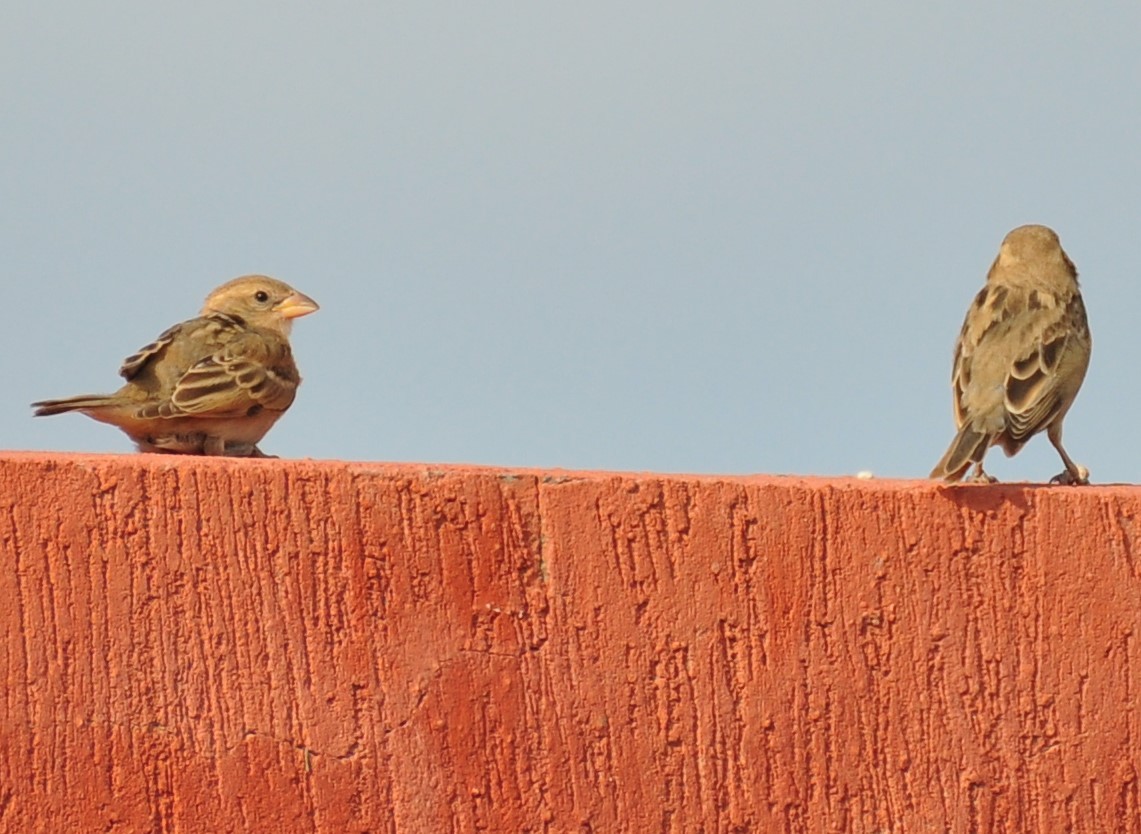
left=930, top=426, right=991, bottom=482
left=32, top=395, right=116, bottom=417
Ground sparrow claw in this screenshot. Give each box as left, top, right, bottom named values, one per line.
left=218, top=441, right=278, bottom=458
left=1049, top=465, right=1090, bottom=486
left=967, top=465, right=998, bottom=484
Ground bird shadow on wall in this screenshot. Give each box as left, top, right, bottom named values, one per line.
left=931, top=483, right=1035, bottom=514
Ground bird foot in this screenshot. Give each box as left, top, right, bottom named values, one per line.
left=967, top=468, right=998, bottom=484
left=220, top=441, right=277, bottom=458
left=1049, top=465, right=1090, bottom=486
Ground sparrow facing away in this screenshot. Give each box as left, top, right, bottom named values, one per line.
left=33, top=275, right=319, bottom=457
left=930, top=225, right=1091, bottom=484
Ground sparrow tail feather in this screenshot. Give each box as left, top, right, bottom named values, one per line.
left=32, top=395, right=116, bottom=417
left=930, top=427, right=991, bottom=481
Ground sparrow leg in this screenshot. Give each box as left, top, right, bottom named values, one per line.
left=219, top=440, right=279, bottom=458
left=203, top=435, right=227, bottom=456
left=1047, top=423, right=1089, bottom=485
left=144, top=432, right=212, bottom=454
left=967, top=462, right=998, bottom=484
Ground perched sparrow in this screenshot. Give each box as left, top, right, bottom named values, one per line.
left=33, top=275, right=318, bottom=457
left=930, top=225, right=1091, bottom=484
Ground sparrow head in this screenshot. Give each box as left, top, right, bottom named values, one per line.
left=996, top=224, right=1069, bottom=264
left=201, top=275, right=319, bottom=336
left=993, top=224, right=1077, bottom=286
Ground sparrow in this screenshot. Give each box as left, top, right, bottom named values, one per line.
left=930, top=224, right=1091, bottom=484
left=33, top=275, right=319, bottom=457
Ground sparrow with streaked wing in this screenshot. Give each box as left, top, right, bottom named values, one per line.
left=33, top=275, right=318, bottom=457
left=930, top=224, right=1091, bottom=484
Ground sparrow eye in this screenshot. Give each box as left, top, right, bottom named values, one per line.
left=254, top=290, right=269, bottom=303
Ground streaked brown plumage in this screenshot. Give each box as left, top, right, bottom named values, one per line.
left=33, top=275, right=319, bottom=457
left=931, top=225, right=1091, bottom=484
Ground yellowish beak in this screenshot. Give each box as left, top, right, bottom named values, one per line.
left=275, top=291, right=320, bottom=319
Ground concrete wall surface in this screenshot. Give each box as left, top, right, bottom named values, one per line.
left=2, top=452, right=1139, bottom=833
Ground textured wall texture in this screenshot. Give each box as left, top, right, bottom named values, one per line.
left=2, top=452, right=1140, bottom=833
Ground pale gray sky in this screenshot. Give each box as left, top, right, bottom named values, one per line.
left=5, top=2, right=1140, bottom=480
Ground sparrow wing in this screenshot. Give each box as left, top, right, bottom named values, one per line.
left=119, top=323, right=186, bottom=380
left=170, top=346, right=298, bottom=416
left=134, top=320, right=300, bottom=419
left=1004, top=296, right=1087, bottom=442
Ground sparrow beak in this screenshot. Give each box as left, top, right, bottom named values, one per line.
left=275, top=291, right=320, bottom=319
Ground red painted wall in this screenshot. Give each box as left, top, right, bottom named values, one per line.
left=2, top=453, right=1139, bottom=832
